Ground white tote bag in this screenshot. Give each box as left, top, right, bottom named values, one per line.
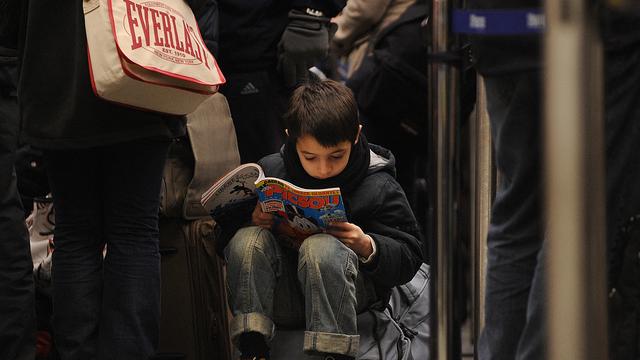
left=83, top=0, right=225, bottom=115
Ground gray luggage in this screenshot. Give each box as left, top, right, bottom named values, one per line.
left=270, top=263, right=432, bottom=360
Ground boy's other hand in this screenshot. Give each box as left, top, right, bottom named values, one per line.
left=251, top=202, right=275, bottom=229
left=326, top=222, right=374, bottom=258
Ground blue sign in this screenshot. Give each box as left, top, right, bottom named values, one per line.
left=452, top=9, right=545, bottom=35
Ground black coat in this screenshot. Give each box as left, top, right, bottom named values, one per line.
left=257, top=144, right=425, bottom=303
left=17, top=0, right=217, bottom=149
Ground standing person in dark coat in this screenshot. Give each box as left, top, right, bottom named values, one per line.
left=0, top=1, right=35, bottom=359
left=217, top=0, right=345, bottom=163
left=467, top=1, right=640, bottom=359
left=214, top=80, right=424, bottom=360
left=17, top=0, right=216, bottom=358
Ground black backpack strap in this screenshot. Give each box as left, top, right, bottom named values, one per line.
left=370, top=2, right=429, bottom=50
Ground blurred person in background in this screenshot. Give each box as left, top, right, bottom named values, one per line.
left=0, top=0, right=35, bottom=359
left=216, top=0, right=345, bottom=163
left=15, top=0, right=216, bottom=358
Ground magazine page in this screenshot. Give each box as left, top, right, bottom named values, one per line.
left=255, top=177, right=348, bottom=238
left=201, top=163, right=263, bottom=215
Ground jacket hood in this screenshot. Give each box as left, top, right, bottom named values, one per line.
left=368, top=143, right=397, bottom=179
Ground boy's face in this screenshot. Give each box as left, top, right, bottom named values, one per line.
left=295, top=135, right=353, bottom=179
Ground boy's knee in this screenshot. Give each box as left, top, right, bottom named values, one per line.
left=224, top=226, right=276, bottom=262
left=299, top=234, right=356, bottom=272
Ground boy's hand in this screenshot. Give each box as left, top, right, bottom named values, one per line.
left=326, top=222, right=374, bottom=259
left=251, top=202, right=275, bottom=229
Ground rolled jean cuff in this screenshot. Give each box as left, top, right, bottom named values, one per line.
left=303, top=331, right=359, bottom=357
left=229, top=312, right=275, bottom=346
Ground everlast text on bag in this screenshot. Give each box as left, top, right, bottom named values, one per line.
left=84, top=0, right=226, bottom=115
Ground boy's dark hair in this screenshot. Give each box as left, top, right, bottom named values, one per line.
left=284, top=79, right=360, bottom=146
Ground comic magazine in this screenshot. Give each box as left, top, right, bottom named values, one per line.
left=201, top=163, right=348, bottom=239
left=200, top=163, right=261, bottom=217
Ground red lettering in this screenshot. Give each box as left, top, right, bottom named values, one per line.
left=190, top=26, right=202, bottom=61
left=263, top=186, right=283, bottom=198
left=135, top=4, right=152, bottom=46
left=297, top=196, right=309, bottom=208
left=203, top=45, right=210, bottom=69
left=170, top=15, right=184, bottom=51
left=309, top=198, right=324, bottom=209
left=160, top=12, right=175, bottom=49
left=329, top=195, right=340, bottom=206
left=149, top=8, right=163, bottom=46
left=124, top=0, right=141, bottom=50
left=183, top=21, right=194, bottom=56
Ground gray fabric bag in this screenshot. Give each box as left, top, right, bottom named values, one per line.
left=160, top=93, right=241, bottom=219
left=270, top=263, right=432, bottom=359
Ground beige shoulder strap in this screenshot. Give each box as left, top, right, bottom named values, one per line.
left=183, top=93, right=241, bottom=219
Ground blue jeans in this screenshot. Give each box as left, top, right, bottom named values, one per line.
left=478, top=72, right=546, bottom=360
left=0, top=92, right=35, bottom=360
left=44, top=139, right=169, bottom=360
left=224, top=226, right=377, bottom=357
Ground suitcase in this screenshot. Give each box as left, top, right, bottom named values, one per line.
left=157, top=218, right=232, bottom=360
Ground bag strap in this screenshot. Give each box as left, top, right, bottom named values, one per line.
left=183, top=93, right=241, bottom=219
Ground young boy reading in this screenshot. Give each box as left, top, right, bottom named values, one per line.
left=213, top=79, right=424, bottom=360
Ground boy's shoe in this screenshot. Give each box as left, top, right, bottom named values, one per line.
left=238, top=332, right=269, bottom=360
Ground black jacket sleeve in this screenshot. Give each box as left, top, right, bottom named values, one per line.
left=361, top=177, right=425, bottom=288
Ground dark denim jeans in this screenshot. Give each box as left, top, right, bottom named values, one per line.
left=478, top=72, right=546, bottom=360
left=221, top=71, right=288, bottom=163
left=0, top=93, right=36, bottom=360
left=44, top=139, right=169, bottom=360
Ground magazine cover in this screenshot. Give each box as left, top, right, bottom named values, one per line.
left=255, top=178, right=348, bottom=237
left=201, top=163, right=349, bottom=244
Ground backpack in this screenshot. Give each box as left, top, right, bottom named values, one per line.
left=270, top=263, right=432, bottom=359
left=346, top=2, right=430, bottom=138
left=358, top=263, right=432, bottom=360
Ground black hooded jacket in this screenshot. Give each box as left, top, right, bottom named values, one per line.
left=215, top=143, right=425, bottom=305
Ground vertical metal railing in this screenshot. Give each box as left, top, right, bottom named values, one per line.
left=469, top=77, right=492, bottom=359
left=544, top=1, right=608, bottom=359
left=430, top=0, right=459, bottom=358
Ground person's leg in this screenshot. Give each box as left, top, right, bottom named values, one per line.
left=0, top=92, right=35, bottom=360
left=478, top=72, right=545, bottom=360
left=298, top=234, right=360, bottom=358
left=603, top=31, right=640, bottom=360
left=98, top=139, right=169, bottom=360
left=515, top=240, right=547, bottom=360
left=221, top=71, right=288, bottom=163
left=45, top=149, right=104, bottom=360
left=224, top=226, right=289, bottom=345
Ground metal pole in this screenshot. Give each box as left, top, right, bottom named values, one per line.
left=469, top=76, right=492, bottom=358
left=431, top=0, right=458, bottom=358
left=544, top=1, right=608, bottom=359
